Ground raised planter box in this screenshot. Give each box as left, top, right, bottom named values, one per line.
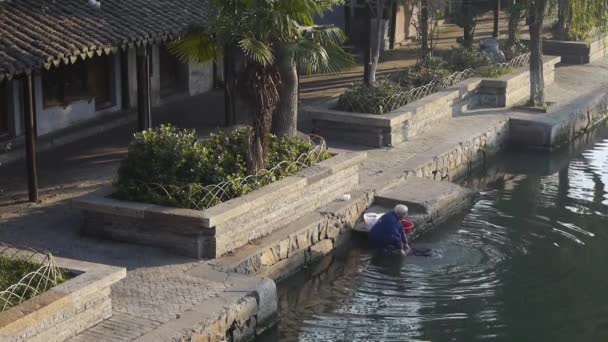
left=304, top=56, right=561, bottom=148
left=0, top=255, right=126, bottom=342
left=523, top=34, right=608, bottom=65
left=304, top=78, right=481, bottom=148
left=477, top=56, right=561, bottom=108
left=73, top=151, right=366, bottom=259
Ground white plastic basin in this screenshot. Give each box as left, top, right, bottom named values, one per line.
left=363, top=213, right=384, bottom=231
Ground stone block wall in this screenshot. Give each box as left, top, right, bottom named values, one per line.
left=522, top=35, right=608, bottom=65
left=0, top=257, right=126, bottom=342
left=407, top=118, right=511, bottom=182
left=396, top=78, right=480, bottom=140
left=306, top=58, right=559, bottom=148
left=212, top=161, right=361, bottom=257
left=75, top=152, right=366, bottom=259
left=211, top=190, right=371, bottom=283
left=477, top=56, right=561, bottom=108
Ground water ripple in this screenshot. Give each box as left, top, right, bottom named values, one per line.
left=261, top=135, right=608, bottom=342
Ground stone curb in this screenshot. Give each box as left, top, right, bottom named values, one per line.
left=0, top=254, right=126, bottom=342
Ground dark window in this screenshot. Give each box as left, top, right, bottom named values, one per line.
left=42, top=55, right=113, bottom=109
left=0, top=81, right=8, bottom=136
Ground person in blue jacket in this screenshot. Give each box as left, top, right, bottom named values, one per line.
left=369, top=204, right=411, bottom=256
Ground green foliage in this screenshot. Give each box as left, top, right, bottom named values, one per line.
left=476, top=65, right=511, bottom=78
left=501, top=40, right=530, bottom=61
left=396, top=65, right=450, bottom=88
left=337, top=80, right=406, bottom=115
left=441, top=47, right=492, bottom=72
left=114, top=125, right=331, bottom=209
left=553, top=0, right=608, bottom=41
left=0, top=256, right=68, bottom=310
left=169, top=0, right=353, bottom=74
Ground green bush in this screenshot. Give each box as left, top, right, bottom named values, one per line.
left=337, top=79, right=406, bottom=115
left=476, top=65, right=511, bottom=78
left=441, top=47, right=492, bottom=71
left=501, top=40, right=530, bottom=61
left=396, top=65, right=451, bottom=89
left=114, top=125, right=330, bottom=209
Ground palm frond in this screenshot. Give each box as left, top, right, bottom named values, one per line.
left=239, top=34, right=275, bottom=65
left=301, top=25, right=348, bottom=47
left=169, top=26, right=221, bottom=64
left=287, top=40, right=355, bottom=75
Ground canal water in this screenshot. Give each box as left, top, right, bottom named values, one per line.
left=259, top=124, right=608, bottom=342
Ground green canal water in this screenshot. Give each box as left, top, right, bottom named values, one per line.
left=259, top=124, right=608, bottom=342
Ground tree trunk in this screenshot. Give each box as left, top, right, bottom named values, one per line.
left=493, top=0, right=501, bottom=38
left=419, top=0, right=430, bottom=65
left=363, top=9, right=373, bottom=85
left=528, top=0, right=547, bottom=106
left=369, top=0, right=385, bottom=85
left=556, top=0, right=567, bottom=33
left=273, top=48, right=298, bottom=138
left=462, top=0, right=474, bottom=48
left=223, top=51, right=234, bottom=127
left=223, top=48, right=240, bottom=126
left=507, top=0, right=519, bottom=45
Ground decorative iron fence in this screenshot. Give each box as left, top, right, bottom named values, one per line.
left=339, top=53, right=532, bottom=115
left=0, top=243, right=63, bottom=312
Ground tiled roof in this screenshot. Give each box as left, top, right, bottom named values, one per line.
left=0, top=0, right=212, bottom=81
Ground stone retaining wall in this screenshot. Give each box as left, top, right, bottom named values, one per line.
left=510, top=86, right=608, bottom=150
left=73, top=152, right=366, bottom=259
left=477, top=56, right=560, bottom=107
left=525, top=35, right=608, bottom=65
left=211, top=190, right=370, bottom=282
left=304, top=56, right=560, bottom=148
left=0, top=257, right=126, bottom=342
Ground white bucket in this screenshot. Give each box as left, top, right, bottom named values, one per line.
left=363, top=213, right=383, bottom=231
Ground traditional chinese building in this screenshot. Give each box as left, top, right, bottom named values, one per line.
left=0, top=0, right=213, bottom=201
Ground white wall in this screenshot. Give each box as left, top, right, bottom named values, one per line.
left=34, top=53, right=123, bottom=136
left=188, top=63, right=214, bottom=96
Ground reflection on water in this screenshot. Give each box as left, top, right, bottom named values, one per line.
left=259, top=124, right=608, bottom=342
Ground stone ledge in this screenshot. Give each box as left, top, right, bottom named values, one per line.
left=0, top=256, right=126, bottom=342
left=522, top=35, right=608, bottom=65
left=305, top=59, right=556, bottom=147
left=210, top=191, right=370, bottom=282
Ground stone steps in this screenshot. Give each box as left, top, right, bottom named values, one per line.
left=209, top=191, right=370, bottom=283
left=375, top=178, right=477, bottom=236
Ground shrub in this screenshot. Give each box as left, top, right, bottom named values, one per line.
left=337, top=79, right=406, bottom=115
left=476, top=65, right=511, bottom=78
left=441, top=47, right=492, bottom=71
left=396, top=66, right=451, bottom=89
left=114, top=125, right=330, bottom=209
left=501, top=40, right=530, bottom=61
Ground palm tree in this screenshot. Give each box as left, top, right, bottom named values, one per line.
left=170, top=0, right=353, bottom=172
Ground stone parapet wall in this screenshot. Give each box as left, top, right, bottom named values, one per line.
left=304, top=57, right=560, bottom=148
left=211, top=190, right=370, bottom=282
left=74, top=151, right=366, bottom=259
left=0, top=257, right=126, bottom=342
left=510, top=86, right=608, bottom=150
left=531, top=35, right=608, bottom=65
left=477, top=56, right=561, bottom=108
